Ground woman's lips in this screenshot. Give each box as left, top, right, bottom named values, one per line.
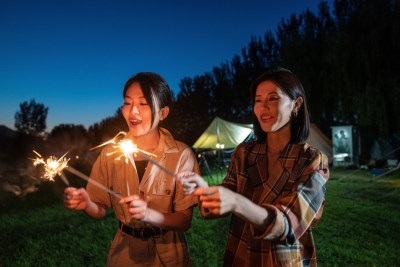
left=129, top=119, right=142, bottom=126
left=260, top=114, right=272, bottom=122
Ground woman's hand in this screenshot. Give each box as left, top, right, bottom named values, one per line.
left=64, top=187, right=89, bottom=211
left=175, top=171, right=209, bottom=195
left=194, top=186, right=237, bottom=216
left=120, top=195, right=148, bottom=221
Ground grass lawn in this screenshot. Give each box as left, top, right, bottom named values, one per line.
left=0, top=168, right=399, bottom=266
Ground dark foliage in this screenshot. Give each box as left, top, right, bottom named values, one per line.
left=172, top=0, right=400, bottom=160
left=14, top=99, right=49, bottom=137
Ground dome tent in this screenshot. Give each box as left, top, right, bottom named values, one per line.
left=192, top=117, right=253, bottom=150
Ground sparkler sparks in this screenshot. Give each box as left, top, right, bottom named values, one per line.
left=31, top=150, right=123, bottom=198
left=90, top=131, right=156, bottom=163
left=91, top=131, right=175, bottom=178
left=31, top=150, right=70, bottom=185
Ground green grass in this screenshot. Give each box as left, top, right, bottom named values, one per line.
left=0, top=168, right=399, bottom=266
left=314, top=168, right=400, bottom=266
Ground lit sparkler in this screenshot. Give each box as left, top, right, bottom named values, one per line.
left=91, top=131, right=175, bottom=177
left=137, top=150, right=175, bottom=177
left=65, top=166, right=123, bottom=199
left=31, top=150, right=123, bottom=199
left=90, top=131, right=156, bottom=161
left=31, top=150, right=70, bottom=186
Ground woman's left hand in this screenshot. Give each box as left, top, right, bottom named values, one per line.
left=120, top=195, right=148, bottom=221
left=194, top=186, right=237, bottom=216
left=175, top=171, right=209, bottom=195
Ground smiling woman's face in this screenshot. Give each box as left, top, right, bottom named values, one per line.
left=122, top=82, right=160, bottom=137
left=253, top=80, right=295, bottom=133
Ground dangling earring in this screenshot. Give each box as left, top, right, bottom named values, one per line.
left=292, top=110, right=298, bottom=118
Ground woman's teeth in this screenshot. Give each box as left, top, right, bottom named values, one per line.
left=261, top=115, right=271, bottom=120
left=130, top=120, right=141, bottom=125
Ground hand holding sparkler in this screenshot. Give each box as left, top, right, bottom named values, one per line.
left=119, top=195, right=149, bottom=221
left=175, top=171, right=209, bottom=195
left=64, top=187, right=90, bottom=210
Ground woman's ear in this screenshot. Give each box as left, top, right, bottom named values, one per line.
left=293, top=97, right=303, bottom=113
left=160, top=106, right=170, bottom=121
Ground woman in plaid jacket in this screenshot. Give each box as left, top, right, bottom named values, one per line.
left=177, top=68, right=329, bottom=266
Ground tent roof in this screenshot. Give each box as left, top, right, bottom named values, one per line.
left=193, top=117, right=253, bottom=149
left=307, top=123, right=332, bottom=157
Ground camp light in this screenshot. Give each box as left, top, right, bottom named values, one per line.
left=216, top=143, right=225, bottom=149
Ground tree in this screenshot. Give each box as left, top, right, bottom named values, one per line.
left=88, top=108, right=127, bottom=145
left=45, top=124, right=91, bottom=157
left=14, top=99, right=49, bottom=137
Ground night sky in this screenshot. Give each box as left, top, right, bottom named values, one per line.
left=0, top=0, right=332, bottom=131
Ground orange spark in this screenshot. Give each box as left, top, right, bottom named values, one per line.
left=90, top=131, right=156, bottom=163
left=31, top=150, right=70, bottom=181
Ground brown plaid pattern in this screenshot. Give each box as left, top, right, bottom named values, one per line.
left=221, top=141, right=329, bottom=266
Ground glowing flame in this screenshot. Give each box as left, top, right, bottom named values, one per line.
left=90, top=131, right=156, bottom=163
left=31, top=150, right=70, bottom=181
left=108, top=139, right=139, bottom=163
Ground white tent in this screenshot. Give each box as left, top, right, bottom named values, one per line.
left=192, top=117, right=253, bottom=149
left=307, top=123, right=332, bottom=157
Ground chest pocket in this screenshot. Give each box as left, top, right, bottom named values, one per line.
left=149, top=174, right=174, bottom=212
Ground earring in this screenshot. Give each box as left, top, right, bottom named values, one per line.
left=293, top=110, right=298, bottom=118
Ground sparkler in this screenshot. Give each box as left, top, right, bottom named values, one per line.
left=136, top=151, right=175, bottom=177
left=31, top=150, right=123, bottom=199
left=65, top=166, right=123, bottom=199
left=90, top=131, right=156, bottom=161
left=91, top=131, right=175, bottom=178
left=31, top=150, right=70, bottom=186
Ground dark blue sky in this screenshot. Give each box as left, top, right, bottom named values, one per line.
left=0, top=0, right=332, bottom=131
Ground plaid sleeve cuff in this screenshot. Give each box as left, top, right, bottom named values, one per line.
left=250, top=204, right=286, bottom=240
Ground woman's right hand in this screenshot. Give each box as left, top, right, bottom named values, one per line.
left=175, top=171, right=209, bottom=195
left=64, top=187, right=89, bottom=211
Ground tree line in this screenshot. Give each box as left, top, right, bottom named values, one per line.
left=12, top=0, right=400, bottom=163
left=170, top=0, right=400, bottom=161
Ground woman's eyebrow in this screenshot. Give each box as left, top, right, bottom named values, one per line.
left=124, top=95, right=147, bottom=99
left=255, top=92, right=279, bottom=97
left=268, top=91, right=279, bottom=95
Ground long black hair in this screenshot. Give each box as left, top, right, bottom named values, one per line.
left=249, top=67, right=310, bottom=144
left=123, top=72, right=172, bottom=128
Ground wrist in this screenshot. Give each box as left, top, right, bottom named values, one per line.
left=141, top=207, right=152, bottom=223
left=200, top=179, right=209, bottom=188
left=232, top=192, right=248, bottom=215
left=230, top=191, right=240, bottom=213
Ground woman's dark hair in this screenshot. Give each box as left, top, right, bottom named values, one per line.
left=123, top=72, right=173, bottom=128
left=249, top=67, right=310, bottom=144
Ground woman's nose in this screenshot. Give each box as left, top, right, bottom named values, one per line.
left=130, top=105, right=139, bottom=114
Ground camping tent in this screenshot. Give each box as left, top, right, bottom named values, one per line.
left=192, top=117, right=253, bottom=149
left=192, top=117, right=332, bottom=157
left=307, top=123, right=332, bottom=157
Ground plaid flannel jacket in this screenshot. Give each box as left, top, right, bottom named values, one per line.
left=221, top=141, right=329, bottom=266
